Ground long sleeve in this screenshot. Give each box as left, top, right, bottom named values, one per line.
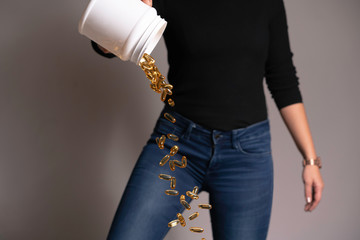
left=90, top=40, right=116, bottom=58
left=265, top=0, right=303, bottom=110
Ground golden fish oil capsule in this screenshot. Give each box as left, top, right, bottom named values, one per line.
left=168, top=219, right=180, bottom=228
left=158, top=174, right=172, bottom=181
left=159, top=155, right=170, bottom=166
left=188, top=212, right=199, bottom=221
left=202, top=238, right=206, bottom=240
left=177, top=213, right=186, bottom=227
left=164, top=113, right=176, bottom=123
left=168, top=98, right=175, bottom=107
left=180, top=195, right=190, bottom=210
left=167, top=133, right=179, bottom=141
left=143, top=53, right=155, bottom=65
left=192, top=186, right=199, bottom=195
left=163, top=84, right=173, bottom=90
left=189, top=227, right=204, bottom=233
left=181, top=156, right=187, bottom=168
left=180, top=199, right=191, bottom=210
left=169, top=160, right=175, bottom=171
left=156, top=137, right=164, bottom=149
left=170, top=145, right=179, bottom=156
left=165, top=189, right=179, bottom=196
left=170, top=177, right=176, bottom=189
left=159, top=135, right=166, bottom=145
left=173, top=160, right=183, bottom=168
left=164, top=88, right=173, bottom=96
left=161, top=89, right=167, bottom=102
left=198, top=204, right=212, bottom=210
left=186, top=191, right=199, bottom=200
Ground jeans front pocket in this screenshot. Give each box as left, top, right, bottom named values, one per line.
left=236, top=130, right=272, bottom=157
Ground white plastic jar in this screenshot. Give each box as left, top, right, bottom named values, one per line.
left=78, top=0, right=167, bottom=65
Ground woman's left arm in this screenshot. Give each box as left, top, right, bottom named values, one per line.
left=279, top=102, right=324, bottom=212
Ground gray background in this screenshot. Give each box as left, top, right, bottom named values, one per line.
left=1, top=0, right=359, bottom=239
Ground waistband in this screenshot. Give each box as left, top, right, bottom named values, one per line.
left=158, top=105, right=270, bottom=145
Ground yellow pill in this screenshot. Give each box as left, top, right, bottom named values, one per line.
left=159, top=174, right=172, bottom=181
left=181, top=200, right=191, bottom=210
left=159, top=155, right=170, bottom=166
left=143, top=53, right=155, bottom=65
left=168, top=98, right=175, bottom=107
left=159, top=135, right=166, bottom=145
left=156, top=137, right=164, bottom=149
left=165, top=88, right=173, bottom=96
left=169, top=160, right=175, bottom=171
left=192, top=186, right=199, bottom=195
left=164, top=113, right=176, bottom=123
left=163, top=84, right=173, bottom=90
left=170, top=145, right=179, bottom=156
left=167, top=133, right=179, bottom=141
left=189, top=227, right=204, bottom=233
left=188, top=212, right=199, bottom=221
left=177, top=213, right=186, bottom=227
left=173, top=160, right=183, bottom=168
left=202, top=238, right=206, bottom=240
left=168, top=219, right=180, bottom=228
left=161, top=89, right=167, bottom=102
left=198, top=204, right=212, bottom=210
left=165, top=189, right=179, bottom=196
left=186, top=191, right=199, bottom=200
left=170, top=177, right=176, bottom=189
left=181, top=156, right=187, bottom=168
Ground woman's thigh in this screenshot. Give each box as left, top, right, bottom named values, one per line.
left=207, top=124, right=274, bottom=240
left=106, top=122, right=208, bottom=239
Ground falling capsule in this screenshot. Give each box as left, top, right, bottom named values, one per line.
left=192, top=186, right=199, bottom=195
left=159, top=155, right=170, bottom=166
left=164, top=113, right=176, bottom=123
left=189, top=227, right=204, bottom=233
left=164, top=88, right=173, bottom=96
left=143, top=53, right=155, bottom=65
left=170, top=145, right=179, bottom=156
left=161, top=89, right=167, bottom=102
left=186, top=191, right=199, bottom=200
left=169, top=160, right=176, bottom=171
left=198, top=204, right=212, bottom=210
left=181, top=199, right=191, bottom=210
left=181, top=156, right=187, bottom=168
left=173, top=160, right=183, bottom=168
left=163, top=84, right=173, bottom=90
left=168, top=98, right=175, bottom=107
left=158, top=174, right=172, bottom=181
left=156, top=137, right=164, bottom=149
left=170, top=177, right=176, bottom=189
left=168, top=219, right=180, bottom=228
left=177, top=213, right=186, bottom=227
left=167, top=133, right=179, bottom=141
left=165, top=189, right=179, bottom=196
left=188, top=212, right=199, bottom=221
left=159, top=135, right=166, bottom=144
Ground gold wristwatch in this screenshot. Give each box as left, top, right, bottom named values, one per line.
left=303, top=156, right=322, bottom=169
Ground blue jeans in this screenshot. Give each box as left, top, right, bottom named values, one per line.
left=107, top=107, right=274, bottom=240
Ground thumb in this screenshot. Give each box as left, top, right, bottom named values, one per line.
left=141, top=0, right=153, bottom=7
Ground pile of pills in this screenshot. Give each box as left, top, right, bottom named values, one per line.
left=139, top=53, right=212, bottom=240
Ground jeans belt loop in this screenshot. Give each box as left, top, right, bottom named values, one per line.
left=231, top=129, right=239, bottom=150
left=183, top=122, right=196, bottom=140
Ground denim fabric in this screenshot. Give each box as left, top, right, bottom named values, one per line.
left=107, top=106, right=274, bottom=240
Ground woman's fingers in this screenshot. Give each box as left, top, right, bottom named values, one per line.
left=141, top=0, right=152, bottom=7
left=302, top=165, right=324, bottom=212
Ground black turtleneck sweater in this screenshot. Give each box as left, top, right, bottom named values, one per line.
left=91, top=0, right=303, bottom=131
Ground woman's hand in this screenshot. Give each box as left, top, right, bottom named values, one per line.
left=96, top=0, right=153, bottom=54
left=302, top=165, right=324, bottom=212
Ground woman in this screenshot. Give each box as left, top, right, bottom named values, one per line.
left=91, top=0, right=324, bottom=239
